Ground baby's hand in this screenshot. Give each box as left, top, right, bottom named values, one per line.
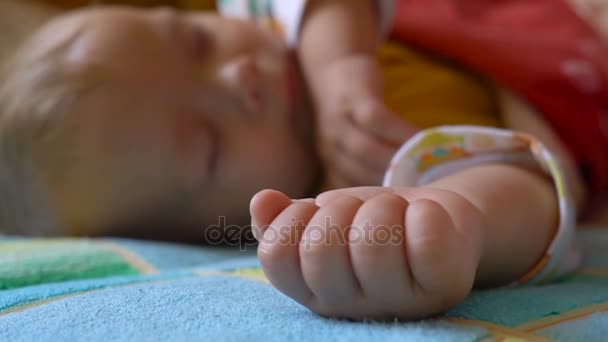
left=312, top=56, right=418, bottom=188
left=250, top=187, right=481, bottom=320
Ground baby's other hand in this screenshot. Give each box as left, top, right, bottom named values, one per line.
left=312, top=56, right=418, bottom=188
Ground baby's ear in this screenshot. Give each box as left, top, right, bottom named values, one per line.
left=217, top=56, right=264, bottom=112
left=249, top=189, right=292, bottom=240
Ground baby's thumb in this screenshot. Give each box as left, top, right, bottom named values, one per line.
left=250, top=190, right=292, bottom=240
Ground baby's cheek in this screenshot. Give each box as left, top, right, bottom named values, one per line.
left=225, top=124, right=314, bottom=197
left=236, top=143, right=285, bottom=179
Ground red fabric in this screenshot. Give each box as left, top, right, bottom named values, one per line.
left=390, top=0, right=608, bottom=192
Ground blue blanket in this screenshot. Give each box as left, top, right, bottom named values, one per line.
left=2, top=229, right=608, bottom=341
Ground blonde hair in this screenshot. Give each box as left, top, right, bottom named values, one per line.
left=0, top=25, right=101, bottom=235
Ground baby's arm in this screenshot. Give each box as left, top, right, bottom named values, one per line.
left=298, top=0, right=417, bottom=188
left=251, top=96, right=582, bottom=319
left=496, top=86, right=587, bottom=209
left=251, top=162, right=558, bottom=319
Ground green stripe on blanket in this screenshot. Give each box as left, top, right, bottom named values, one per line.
left=2, top=230, right=608, bottom=341
left=0, top=240, right=143, bottom=289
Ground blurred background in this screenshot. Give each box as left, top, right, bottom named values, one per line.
left=0, top=0, right=216, bottom=63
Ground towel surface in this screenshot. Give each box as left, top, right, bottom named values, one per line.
left=1, top=229, right=608, bottom=341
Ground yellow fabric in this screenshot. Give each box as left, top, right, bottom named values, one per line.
left=379, top=41, right=502, bottom=129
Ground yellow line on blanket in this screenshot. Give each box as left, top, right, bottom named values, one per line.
left=4, top=268, right=270, bottom=316
left=0, top=293, right=91, bottom=316
left=193, top=269, right=270, bottom=284
left=444, top=318, right=551, bottom=342
left=515, top=301, right=608, bottom=332
left=480, top=336, right=550, bottom=342
left=99, top=241, right=158, bottom=274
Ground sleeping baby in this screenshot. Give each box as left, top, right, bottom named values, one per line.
left=1, top=0, right=607, bottom=320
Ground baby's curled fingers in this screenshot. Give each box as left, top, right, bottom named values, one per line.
left=299, top=195, right=364, bottom=315
left=349, top=193, right=414, bottom=315
left=320, top=123, right=399, bottom=188
left=350, top=100, right=418, bottom=146
left=404, top=199, right=477, bottom=307
left=339, top=122, right=399, bottom=171
left=324, top=147, right=386, bottom=187
left=316, top=187, right=397, bottom=207
left=250, top=190, right=292, bottom=240
left=257, top=201, right=319, bottom=305
left=250, top=190, right=316, bottom=239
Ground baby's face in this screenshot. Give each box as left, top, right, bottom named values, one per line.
left=36, top=7, right=317, bottom=237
